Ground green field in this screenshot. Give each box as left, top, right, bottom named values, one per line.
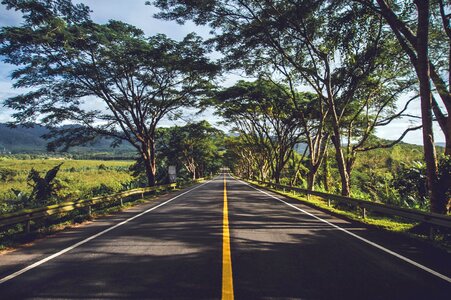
left=0, top=158, right=134, bottom=214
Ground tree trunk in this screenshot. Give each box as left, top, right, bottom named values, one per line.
left=416, top=1, right=447, bottom=214
left=307, top=171, right=316, bottom=191
left=345, top=154, right=357, bottom=186
left=140, top=137, right=157, bottom=187
left=331, top=133, right=351, bottom=196
left=323, top=150, right=330, bottom=192
left=274, top=168, right=281, bottom=184
left=446, top=116, right=451, bottom=156
left=143, top=154, right=156, bottom=187
left=306, top=159, right=321, bottom=191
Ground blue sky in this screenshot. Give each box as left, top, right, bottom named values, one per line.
left=0, top=0, right=445, bottom=145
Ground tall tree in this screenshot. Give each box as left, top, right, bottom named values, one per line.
left=0, top=0, right=218, bottom=186
left=353, top=0, right=450, bottom=213
left=160, top=121, right=225, bottom=180
left=223, top=134, right=271, bottom=180
left=153, top=0, right=418, bottom=196
left=215, top=79, right=304, bottom=183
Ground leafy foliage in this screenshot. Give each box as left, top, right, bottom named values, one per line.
left=27, top=163, right=64, bottom=205
left=0, top=159, right=134, bottom=213
left=1, top=0, right=218, bottom=186
left=216, top=79, right=303, bottom=183
left=0, top=168, right=17, bottom=182
left=158, top=121, right=225, bottom=180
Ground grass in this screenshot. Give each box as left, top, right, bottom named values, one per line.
left=247, top=180, right=417, bottom=232
left=247, top=180, right=451, bottom=252
left=0, top=158, right=134, bottom=212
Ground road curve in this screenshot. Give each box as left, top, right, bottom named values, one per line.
left=0, top=174, right=449, bottom=299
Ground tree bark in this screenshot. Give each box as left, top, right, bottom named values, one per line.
left=322, top=149, right=330, bottom=192
left=416, top=1, right=447, bottom=213
left=273, top=165, right=282, bottom=184
left=307, top=171, right=316, bottom=191
left=143, top=154, right=156, bottom=187
left=141, top=138, right=157, bottom=187
left=331, top=133, right=351, bottom=196
left=446, top=116, right=451, bottom=156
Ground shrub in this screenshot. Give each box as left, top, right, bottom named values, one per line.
left=0, top=168, right=17, bottom=182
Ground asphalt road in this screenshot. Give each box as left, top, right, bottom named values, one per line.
left=0, top=174, right=450, bottom=299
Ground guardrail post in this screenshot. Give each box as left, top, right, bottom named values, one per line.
left=429, top=227, right=435, bottom=240
left=327, top=199, right=331, bottom=207
left=120, top=197, right=123, bottom=206
left=26, top=219, right=31, bottom=233
left=88, top=205, right=92, bottom=217
left=141, top=192, right=144, bottom=199
left=362, top=207, right=367, bottom=219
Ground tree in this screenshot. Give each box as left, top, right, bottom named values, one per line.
left=215, top=79, right=304, bottom=183
left=153, top=0, right=419, bottom=196
left=0, top=0, right=218, bottom=186
left=224, top=133, right=272, bottom=181
left=27, top=163, right=63, bottom=206
left=160, top=121, right=225, bottom=180
left=351, top=0, right=450, bottom=213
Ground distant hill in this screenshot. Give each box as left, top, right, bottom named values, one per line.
left=0, top=123, right=134, bottom=154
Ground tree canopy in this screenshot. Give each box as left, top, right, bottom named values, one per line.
left=1, top=0, right=219, bottom=186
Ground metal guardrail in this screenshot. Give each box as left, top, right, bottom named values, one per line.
left=253, top=180, right=451, bottom=230
left=0, top=178, right=206, bottom=233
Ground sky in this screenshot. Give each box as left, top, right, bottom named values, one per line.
left=0, top=0, right=445, bottom=145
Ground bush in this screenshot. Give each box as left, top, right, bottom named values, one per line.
left=392, top=161, right=429, bottom=210
left=0, top=168, right=18, bottom=182
left=90, top=183, right=117, bottom=196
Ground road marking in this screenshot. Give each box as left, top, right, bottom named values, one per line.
left=222, top=174, right=234, bottom=300
left=0, top=180, right=213, bottom=285
left=239, top=180, right=451, bottom=284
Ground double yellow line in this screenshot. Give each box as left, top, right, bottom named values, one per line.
left=222, top=174, right=234, bottom=299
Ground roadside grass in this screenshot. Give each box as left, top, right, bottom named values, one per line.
left=246, top=180, right=451, bottom=252
left=247, top=180, right=416, bottom=232
left=246, top=180, right=451, bottom=253
left=0, top=159, right=134, bottom=208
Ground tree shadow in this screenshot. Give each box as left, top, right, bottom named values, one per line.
left=0, top=181, right=224, bottom=299
left=227, top=182, right=451, bottom=300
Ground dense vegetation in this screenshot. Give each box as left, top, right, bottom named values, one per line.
left=224, top=135, right=447, bottom=211
left=0, top=121, right=225, bottom=214
left=0, top=158, right=134, bottom=214
left=1, top=0, right=450, bottom=215
left=154, top=0, right=451, bottom=214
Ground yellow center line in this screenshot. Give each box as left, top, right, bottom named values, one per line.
left=222, top=173, right=234, bottom=300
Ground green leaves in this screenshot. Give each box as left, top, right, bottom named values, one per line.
left=27, top=162, right=64, bottom=205
left=1, top=0, right=218, bottom=155
left=158, top=121, right=224, bottom=179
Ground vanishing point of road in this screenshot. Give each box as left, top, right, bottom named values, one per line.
left=0, top=174, right=450, bottom=299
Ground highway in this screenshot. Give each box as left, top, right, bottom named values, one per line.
left=0, top=174, right=450, bottom=299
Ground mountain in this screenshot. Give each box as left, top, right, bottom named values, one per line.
left=0, top=124, right=48, bottom=153
left=0, top=123, right=134, bottom=154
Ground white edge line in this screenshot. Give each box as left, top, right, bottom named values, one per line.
left=0, top=180, right=213, bottom=285
left=238, top=180, right=451, bottom=284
